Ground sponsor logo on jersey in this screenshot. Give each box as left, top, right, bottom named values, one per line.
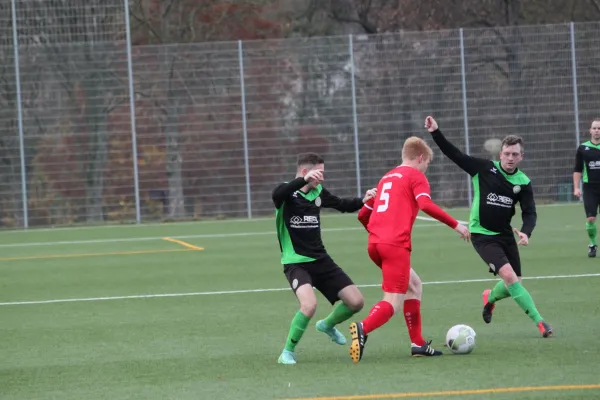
left=381, top=172, right=403, bottom=180
left=513, top=185, right=521, bottom=194
left=486, top=192, right=513, bottom=208
left=290, top=215, right=319, bottom=228
left=589, top=160, right=600, bottom=169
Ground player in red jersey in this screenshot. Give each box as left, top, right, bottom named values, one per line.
left=349, top=136, right=470, bottom=363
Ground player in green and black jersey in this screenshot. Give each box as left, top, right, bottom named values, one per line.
left=273, top=152, right=376, bottom=364
left=573, top=119, right=600, bottom=257
left=425, top=116, right=552, bottom=338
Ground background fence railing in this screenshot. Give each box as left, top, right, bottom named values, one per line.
left=1, top=1, right=598, bottom=228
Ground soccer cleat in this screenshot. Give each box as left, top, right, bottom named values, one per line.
left=482, top=289, right=496, bottom=324
left=349, top=322, right=367, bottom=363
left=316, top=320, right=347, bottom=345
left=588, top=245, right=597, bottom=258
left=277, top=349, right=297, bottom=365
left=537, top=321, right=553, bottom=338
left=411, top=340, right=443, bottom=357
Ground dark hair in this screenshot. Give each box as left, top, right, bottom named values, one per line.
left=501, top=135, right=524, bottom=152
left=296, top=152, right=324, bottom=166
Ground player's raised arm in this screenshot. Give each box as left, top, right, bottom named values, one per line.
left=425, top=116, right=487, bottom=177
left=518, top=183, right=537, bottom=241
left=272, top=169, right=323, bottom=208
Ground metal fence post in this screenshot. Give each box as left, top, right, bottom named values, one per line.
left=11, top=0, right=28, bottom=228
left=349, top=35, right=362, bottom=197
left=123, top=0, right=141, bottom=223
left=238, top=40, right=252, bottom=218
left=459, top=28, right=472, bottom=206
left=570, top=22, right=581, bottom=147
left=570, top=22, right=582, bottom=202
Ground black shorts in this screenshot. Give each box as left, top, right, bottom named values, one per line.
left=471, top=233, right=521, bottom=276
left=583, top=183, right=600, bottom=218
left=283, top=256, right=354, bottom=305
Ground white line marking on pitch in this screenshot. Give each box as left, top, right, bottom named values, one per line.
left=1, top=273, right=597, bottom=307
left=0, top=220, right=443, bottom=249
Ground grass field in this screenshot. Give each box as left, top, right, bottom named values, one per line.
left=1, top=203, right=600, bottom=400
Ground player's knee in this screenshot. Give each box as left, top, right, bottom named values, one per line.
left=407, top=270, right=422, bottom=298
left=498, top=264, right=519, bottom=285
left=339, top=285, right=364, bottom=312
left=345, top=296, right=364, bottom=312
left=299, top=301, right=317, bottom=318
left=588, top=216, right=596, bottom=223
left=383, top=292, right=405, bottom=313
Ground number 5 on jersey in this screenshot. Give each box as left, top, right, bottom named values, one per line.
left=377, top=182, right=392, bottom=212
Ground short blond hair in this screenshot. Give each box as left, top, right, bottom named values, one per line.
left=402, top=136, right=433, bottom=162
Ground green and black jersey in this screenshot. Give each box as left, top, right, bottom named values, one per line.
left=431, top=129, right=537, bottom=238
left=272, top=177, right=363, bottom=264
left=574, top=141, right=600, bottom=185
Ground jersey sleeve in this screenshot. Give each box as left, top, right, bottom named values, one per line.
left=272, top=177, right=307, bottom=209
left=518, top=183, right=537, bottom=238
left=412, top=172, right=458, bottom=229
left=431, top=129, right=489, bottom=176
left=357, top=199, right=374, bottom=231
left=416, top=196, right=459, bottom=229
left=320, top=187, right=364, bottom=213
left=574, top=147, right=583, bottom=173
left=411, top=173, right=431, bottom=201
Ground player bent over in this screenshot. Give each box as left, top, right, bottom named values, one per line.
left=573, top=118, right=600, bottom=257
left=273, top=152, right=377, bottom=364
left=426, top=116, right=553, bottom=338
left=349, top=137, right=470, bottom=363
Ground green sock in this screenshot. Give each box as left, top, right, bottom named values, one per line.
left=322, top=302, right=355, bottom=329
left=488, top=280, right=511, bottom=304
left=507, top=282, right=543, bottom=324
left=284, top=311, right=311, bottom=352
left=586, top=221, right=597, bottom=246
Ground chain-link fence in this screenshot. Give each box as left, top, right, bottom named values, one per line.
left=1, top=1, right=598, bottom=228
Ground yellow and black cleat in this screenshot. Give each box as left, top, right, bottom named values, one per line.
left=349, top=322, right=367, bottom=363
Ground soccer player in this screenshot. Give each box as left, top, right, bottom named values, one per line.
left=348, top=137, right=471, bottom=363
left=425, top=116, right=553, bottom=338
left=573, top=118, right=600, bottom=258
left=273, top=152, right=377, bottom=365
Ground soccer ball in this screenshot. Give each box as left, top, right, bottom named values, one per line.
left=445, top=324, right=476, bottom=354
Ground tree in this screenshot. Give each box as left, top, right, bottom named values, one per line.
left=15, top=0, right=128, bottom=223
left=129, top=0, right=283, bottom=219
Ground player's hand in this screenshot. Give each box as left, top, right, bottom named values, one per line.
left=513, top=228, right=529, bottom=246
left=424, top=116, right=438, bottom=132
left=574, top=188, right=582, bottom=198
left=454, top=223, right=470, bottom=242
left=304, top=169, right=323, bottom=184
left=363, top=188, right=377, bottom=203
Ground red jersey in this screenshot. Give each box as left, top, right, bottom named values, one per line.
left=366, top=166, right=430, bottom=249
left=358, top=165, right=458, bottom=250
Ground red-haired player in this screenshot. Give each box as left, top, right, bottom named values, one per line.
left=349, top=136, right=470, bottom=362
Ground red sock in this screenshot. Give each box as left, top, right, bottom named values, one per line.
left=362, top=301, right=395, bottom=334
left=403, top=299, right=425, bottom=346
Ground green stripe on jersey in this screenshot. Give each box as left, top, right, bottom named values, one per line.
left=469, top=174, right=500, bottom=235
left=493, top=161, right=530, bottom=185
left=275, top=203, right=316, bottom=264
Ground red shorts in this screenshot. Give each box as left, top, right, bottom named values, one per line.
left=367, top=243, right=410, bottom=294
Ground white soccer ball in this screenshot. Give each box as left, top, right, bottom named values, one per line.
left=446, top=324, right=477, bottom=354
